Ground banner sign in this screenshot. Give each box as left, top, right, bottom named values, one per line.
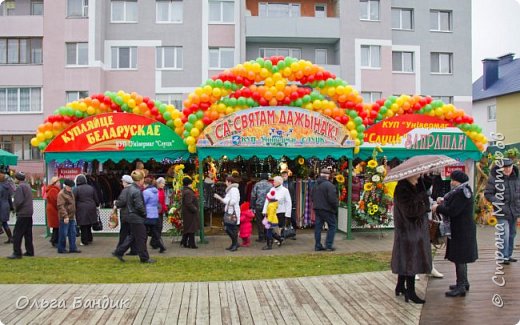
left=197, top=107, right=354, bottom=148
left=364, top=115, right=478, bottom=151
left=57, top=167, right=82, bottom=180
left=442, top=165, right=466, bottom=180
left=45, top=113, right=187, bottom=152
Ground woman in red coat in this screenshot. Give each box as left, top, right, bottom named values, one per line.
left=46, top=176, right=61, bottom=247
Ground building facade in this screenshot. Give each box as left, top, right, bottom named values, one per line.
left=0, top=0, right=472, bottom=175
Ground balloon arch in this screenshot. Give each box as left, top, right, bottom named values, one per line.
left=32, top=56, right=487, bottom=153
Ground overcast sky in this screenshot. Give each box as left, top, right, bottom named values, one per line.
left=472, top=0, right=520, bottom=81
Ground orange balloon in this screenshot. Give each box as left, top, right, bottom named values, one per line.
left=269, top=98, right=278, bottom=106
left=264, top=91, right=273, bottom=101
left=275, top=91, right=285, bottom=101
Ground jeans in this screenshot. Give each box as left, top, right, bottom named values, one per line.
left=314, top=209, right=337, bottom=249
left=58, top=219, right=78, bottom=253
left=497, top=217, right=517, bottom=259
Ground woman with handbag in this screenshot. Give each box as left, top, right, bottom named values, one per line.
left=74, top=174, right=100, bottom=246
left=214, top=176, right=241, bottom=252
left=181, top=176, right=200, bottom=249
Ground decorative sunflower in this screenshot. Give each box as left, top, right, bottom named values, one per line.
left=298, top=157, right=305, bottom=165
left=364, top=182, right=374, bottom=191
left=367, top=160, right=378, bottom=168
left=488, top=216, right=497, bottom=226
left=335, top=174, right=345, bottom=184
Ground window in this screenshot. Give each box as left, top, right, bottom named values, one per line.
left=360, top=0, right=379, bottom=20
left=111, top=0, right=138, bottom=23
left=392, top=8, right=413, bottom=30
left=209, top=0, right=234, bottom=23
left=111, top=47, right=137, bottom=69
left=66, top=91, right=89, bottom=103
left=156, top=46, right=183, bottom=69
left=209, top=48, right=234, bottom=69
left=431, top=96, right=453, bottom=104
left=431, top=52, right=452, bottom=74
left=315, top=4, right=326, bottom=18
left=31, top=1, right=44, bottom=15
left=361, top=45, right=380, bottom=68
left=155, top=94, right=184, bottom=110
left=0, top=1, right=16, bottom=16
left=66, top=43, right=88, bottom=66
left=392, top=51, right=414, bottom=72
left=430, top=10, right=452, bottom=32
left=259, top=48, right=301, bottom=59
left=67, top=0, right=88, bottom=17
left=156, top=0, right=183, bottom=23
left=315, top=49, right=328, bottom=65
left=0, top=87, right=42, bottom=113
left=0, top=135, right=41, bottom=161
left=361, top=91, right=382, bottom=103
left=259, top=3, right=300, bottom=17
left=0, top=38, right=42, bottom=65
left=487, top=104, right=496, bottom=121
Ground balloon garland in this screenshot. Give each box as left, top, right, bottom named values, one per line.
left=31, top=56, right=487, bottom=153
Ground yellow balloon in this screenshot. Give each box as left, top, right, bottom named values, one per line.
left=185, top=136, right=196, bottom=146
left=36, top=132, right=45, bottom=142
left=128, top=99, right=136, bottom=108
left=173, top=118, right=183, bottom=127
left=190, top=128, right=200, bottom=137
left=194, top=120, right=204, bottom=130
left=188, top=144, right=197, bottom=153
left=30, top=137, right=39, bottom=146
left=212, top=88, right=222, bottom=97
left=87, top=106, right=95, bottom=115
left=347, top=121, right=355, bottom=130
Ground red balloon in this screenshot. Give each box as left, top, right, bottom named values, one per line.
left=147, top=101, right=155, bottom=109
left=370, top=110, right=378, bottom=118
left=346, top=101, right=355, bottom=108
left=242, top=88, right=252, bottom=97
left=307, top=75, right=315, bottom=83
left=282, top=97, right=291, bottom=105
left=103, top=96, right=112, bottom=104
left=355, top=103, right=364, bottom=111
left=315, top=72, right=324, bottom=80
left=290, top=92, right=299, bottom=100
left=181, top=116, right=188, bottom=123
left=252, top=92, right=261, bottom=101
left=413, top=103, right=422, bottom=111
left=202, top=117, right=211, bottom=125
left=183, top=107, right=192, bottom=116
left=200, top=102, right=210, bottom=110
left=340, top=115, right=348, bottom=124
left=258, top=98, right=268, bottom=106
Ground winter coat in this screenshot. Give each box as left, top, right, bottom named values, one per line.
left=311, top=177, right=338, bottom=214
left=143, top=186, right=159, bottom=220
left=436, top=183, right=478, bottom=264
left=0, top=180, right=13, bottom=222
left=391, top=176, right=433, bottom=276
left=484, top=165, right=520, bottom=220
left=239, top=206, right=254, bottom=238
left=14, top=181, right=33, bottom=218
left=45, top=184, right=60, bottom=228
left=158, top=187, right=167, bottom=215
left=221, top=183, right=241, bottom=224
left=181, top=186, right=200, bottom=234
left=115, top=186, right=131, bottom=223
left=73, top=175, right=100, bottom=226
left=124, top=183, right=147, bottom=224
left=57, top=188, right=76, bottom=220
left=262, top=185, right=292, bottom=218
left=250, top=180, right=272, bottom=211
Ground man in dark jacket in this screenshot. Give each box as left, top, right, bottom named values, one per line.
left=434, top=170, right=478, bottom=297
left=113, top=170, right=155, bottom=263
left=484, top=158, right=520, bottom=264
left=250, top=173, right=272, bottom=242
left=312, top=168, right=339, bottom=251
left=8, top=172, right=34, bottom=259
left=114, top=175, right=137, bottom=255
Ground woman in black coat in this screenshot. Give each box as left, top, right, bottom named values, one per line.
left=433, top=170, right=478, bottom=297
left=74, top=174, right=100, bottom=246
left=181, top=177, right=200, bottom=248
left=391, top=174, right=432, bottom=304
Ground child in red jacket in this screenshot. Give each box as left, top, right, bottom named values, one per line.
left=239, top=202, right=254, bottom=247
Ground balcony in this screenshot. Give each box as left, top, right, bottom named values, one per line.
left=245, top=16, right=340, bottom=44
left=0, top=15, right=43, bottom=37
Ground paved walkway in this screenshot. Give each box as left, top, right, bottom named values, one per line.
left=0, top=226, right=517, bottom=324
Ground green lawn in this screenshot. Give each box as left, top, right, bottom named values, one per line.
left=1, top=252, right=391, bottom=284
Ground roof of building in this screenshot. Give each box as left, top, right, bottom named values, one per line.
left=473, top=55, right=520, bottom=101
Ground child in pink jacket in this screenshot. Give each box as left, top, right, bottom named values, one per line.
left=239, top=202, right=254, bottom=247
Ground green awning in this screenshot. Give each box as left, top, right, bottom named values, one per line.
left=0, top=149, right=17, bottom=166
left=355, top=147, right=482, bottom=161
left=45, top=150, right=190, bottom=164
left=197, top=146, right=353, bottom=160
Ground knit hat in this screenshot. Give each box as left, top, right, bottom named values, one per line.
left=15, top=172, right=25, bottom=181
left=63, top=179, right=75, bottom=187
left=266, top=189, right=277, bottom=201
left=450, top=170, right=469, bottom=183
left=320, top=168, right=331, bottom=175
left=121, top=175, right=133, bottom=184
left=183, top=176, right=193, bottom=186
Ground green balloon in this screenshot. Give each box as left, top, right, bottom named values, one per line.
left=38, top=142, right=47, bottom=150
left=388, top=96, right=397, bottom=102
left=184, top=122, right=193, bottom=131
left=196, top=110, right=204, bottom=119
left=271, top=66, right=279, bottom=73
left=379, top=107, right=388, bottom=114
left=356, top=125, right=365, bottom=133
left=215, top=79, right=224, bottom=88
left=229, top=98, right=237, bottom=106
left=246, top=98, right=256, bottom=106
left=75, top=110, right=83, bottom=117
left=325, top=79, right=335, bottom=87
left=237, top=97, right=246, bottom=106
left=424, top=104, right=432, bottom=112
left=354, top=116, right=363, bottom=124
left=264, top=60, right=273, bottom=69
left=302, top=95, right=311, bottom=104
left=277, top=61, right=286, bottom=70
left=115, top=96, right=124, bottom=105
left=348, top=111, right=358, bottom=118
left=223, top=81, right=232, bottom=89
left=121, top=103, right=129, bottom=112
left=158, top=104, right=166, bottom=113
left=166, top=119, right=174, bottom=128
left=256, top=57, right=265, bottom=67
left=294, top=98, right=303, bottom=107
left=163, top=111, right=172, bottom=120
left=183, top=130, right=190, bottom=138
left=384, top=100, right=392, bottom=107
left=188, top=114, right=197, bottom=123
left=310, top=92, right=321, bottom=100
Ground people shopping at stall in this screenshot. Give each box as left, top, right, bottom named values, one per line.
left=114, top=175, right=137, bottom=255
left=143, top=177, right=166, bottom=253
left=312, top=168, right=339, bottom=252
left=57, top=179, right=81, bottom=254
left=8, top=172, right=34, bottom=259
left=74, top=174, right=100, bottom=246
left=0, top=172, right=14, bottom=244
left=249, top=173, right=271, bottom=242
left=391, top=174, right=433, bottom=304
left=181, top=176, right=200, bottom=249
left=45, top=176, right=61, bottom=247
left=281, top=170, right=297, bottom=239
left=214, top=176, right=241, bottom=252
left=432, top=170, right=478, bottom=297
left=262, top=176, right=291, bottom=250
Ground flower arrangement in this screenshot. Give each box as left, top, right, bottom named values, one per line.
left=354, top=152, right=392, bottom=227
left=167, top=164, right=185, bottom=237
left=168, top=205, right=183, bottom=237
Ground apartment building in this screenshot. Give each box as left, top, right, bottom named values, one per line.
left=0, top=0, right=472, bottom=174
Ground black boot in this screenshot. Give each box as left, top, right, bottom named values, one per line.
left=449, top=263, right=469, bottom=291
left=262, top=239, right=273, bottom=250
left=395, top=275, right=406, bottom=296
left=4, top=227, right=13, bottom=244
left=229, top=228, right=238, bottom=251
left=180, top=234, right=188, bottom=248
left=188, top=233, right=198, bottom=249
left=272, top=233, right=284, bottom=247
left=446, top=264, right=467, bottom=297
left=405, top=276, right=425, bottom=304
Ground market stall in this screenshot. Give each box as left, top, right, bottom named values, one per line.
left=43, top=112, right=189, bottom=233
